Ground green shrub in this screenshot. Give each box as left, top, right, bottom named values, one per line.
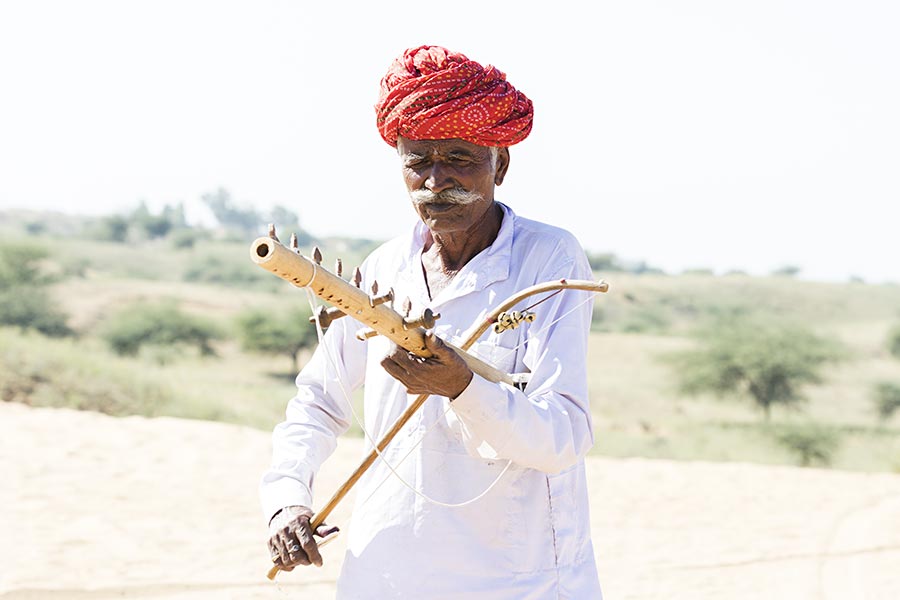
left=0, top=244, right=71, bottom=336
left=667, top=318, right=845, bottom=420
left=0, top=334, right=175, bottom=416
left=0, top=243, right=54, bottom=287
left=137, top=214, right=172, bottom=239
left=774, top=425, right=840, bottom=467
left=101, top=301, right=223, bottom=357
left=236, top=307, right=317, bottom=371
left=170, top=228, right=196, bottom=250
left=587, top=252, right=624, bottom=272
left=873, top=382, right=900, bottom=421
left=888, top=325, right=900, bottom=359
left=94, top=215, right=130, bottom=242
left=0, top=288, right=71, bottom=337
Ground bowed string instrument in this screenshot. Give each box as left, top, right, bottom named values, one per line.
left=250, top=226, right=608, bottom=580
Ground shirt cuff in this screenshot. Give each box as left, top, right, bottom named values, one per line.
left=450, top=372, right=508, bottom=425
left=259, top=476, right=314, bottom=523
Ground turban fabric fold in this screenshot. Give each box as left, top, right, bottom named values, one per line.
left=375, top=45, right=533, bottom=148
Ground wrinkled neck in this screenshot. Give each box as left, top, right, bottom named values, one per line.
left=422, top=202, right=502, bottom=274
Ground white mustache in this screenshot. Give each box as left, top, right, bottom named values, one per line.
left=409, top=188, right=484, bottom=206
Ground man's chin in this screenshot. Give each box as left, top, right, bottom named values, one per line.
left=421, top=213, right=466, bottom=233
left=422, top=202, right=462, bottom=215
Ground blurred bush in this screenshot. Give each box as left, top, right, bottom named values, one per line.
left=0, top=243, right=71, bottom=336
left=236, top=307, right=317, bottom=372
left=666, top=318, right=846, bottom=421
left=888, top=325, right=900, bottom=359
left=773, top=424, right=840, bottom=467
left=0, top=331, right=176, bottom=416
left=873, top=382, right=900, bottom=421
left=170, top=228, right=197, bottom=249
left=100, top=301, right=223, bottom=357
left=93, top=215, right=130, bottom=242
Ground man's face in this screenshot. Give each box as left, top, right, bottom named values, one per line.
left=397, top=137, right=509, bottom=235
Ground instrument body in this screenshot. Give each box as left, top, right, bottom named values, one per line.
left=251, top=237, right=513, bottom=385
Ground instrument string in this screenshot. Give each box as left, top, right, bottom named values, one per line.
left=356, top=290, right=594, bottom=508
left=301, top=284, right=594, bottom=513
left=304, top=288, right=512, bottom=510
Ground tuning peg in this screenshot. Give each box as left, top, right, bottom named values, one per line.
left=355, top=328, right=380, bottom=341
left=401, top=297, right=412, bottom=318
left=289, top=233, right=299, bottom=252
left=309, top=305, right=347, bottom=328
left=312, top=246, right=322, bottom=265
left=492, top=310, right=536, bottom=333
left=335, top=258, right=343, bottom=278
left=267, top=223, right=280, bottom=242
left=403, top=308, right=440, bottom=330
left=371, top=280, right=379, bottom=296
left=368, top=287, right=394, bottom=308
left=352, top=267, right=362, bottom=288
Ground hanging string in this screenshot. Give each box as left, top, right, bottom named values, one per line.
left=355, top=288, right=596, bottom=506
left=303, top=287, right=513, bottom=509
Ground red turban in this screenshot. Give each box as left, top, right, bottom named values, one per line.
left=375, top=45, right=534, bottom=148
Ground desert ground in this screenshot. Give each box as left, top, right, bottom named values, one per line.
left=2, top=402, right=899, bottom=600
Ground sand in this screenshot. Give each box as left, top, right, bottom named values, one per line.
left=2, top=402, right=899, bottom=599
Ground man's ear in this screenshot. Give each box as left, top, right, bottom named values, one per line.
left=494, top=147, right=510, bottom=186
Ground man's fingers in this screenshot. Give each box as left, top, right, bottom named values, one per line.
left=272, top=531, right=291, bottom=566
left=268, top=539, right=282, bottom=565
left=424, top=330, right=443, bottom=354
left=315, top=524, right=340, bottom=538
left=298, top=523, right=323, bottom=567
left=281, top=526, right=310, bottom=566
left=381, top=356, right=412, bottom=383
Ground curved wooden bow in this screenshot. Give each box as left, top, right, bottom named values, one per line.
left=251, top=233, right=608, bottom=580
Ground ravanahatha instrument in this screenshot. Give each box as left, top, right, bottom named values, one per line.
left=251, top=226, right=608, bottom=580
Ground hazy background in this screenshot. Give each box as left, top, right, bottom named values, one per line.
left=1, top=0, right=898, bottom=282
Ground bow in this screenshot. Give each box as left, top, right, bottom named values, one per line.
left=251, top=230, right=608, bottom=580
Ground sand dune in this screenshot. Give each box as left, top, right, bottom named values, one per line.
left=2, top=402, right=899, bottom=599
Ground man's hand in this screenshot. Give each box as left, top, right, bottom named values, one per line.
left=380, top=331, right=474, bottom=399
left=267, top=505, right=338, bottom=570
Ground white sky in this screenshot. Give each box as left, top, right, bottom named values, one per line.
left=1, top=0, right=897, bottom=282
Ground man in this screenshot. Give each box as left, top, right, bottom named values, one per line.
left=261, top=45, right=602, bottom=599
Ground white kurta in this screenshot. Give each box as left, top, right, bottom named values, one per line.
left=261, top=204, right=603, bottom=599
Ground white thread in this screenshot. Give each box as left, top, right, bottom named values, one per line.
left=304, top=288, right=511, bottom=509
left=352, top=289, right=595, bottom=507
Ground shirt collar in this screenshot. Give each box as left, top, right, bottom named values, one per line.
left=401, top=202, right=515, bottom=305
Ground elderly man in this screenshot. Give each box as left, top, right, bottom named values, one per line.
left=261, top=46, right=602, bottom=599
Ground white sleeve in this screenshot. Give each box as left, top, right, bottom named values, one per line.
left=450, top=252, right=595, bottom=474
left=259, top=314, right=366, bottom=521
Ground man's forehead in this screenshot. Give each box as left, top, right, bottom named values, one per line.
left=397, top=137, right=492, bottom=156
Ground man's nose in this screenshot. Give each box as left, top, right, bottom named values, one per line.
left=424, top=162, right=456, bottom=193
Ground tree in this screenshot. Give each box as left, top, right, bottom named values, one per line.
left=96, top=215, right=129, bottom=242
left=236, top=307, right=318, bottom=372
left=101, top=301, right=222, bottom=357
left=771, top=265, right=801, bottom=278
left=202, top=188, right=261, bottom=236
left=268, top=205, right=313, bottom=247
left=668, top=319, right=843, bottom=421
left=586, top=252, right=623, bottom=272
